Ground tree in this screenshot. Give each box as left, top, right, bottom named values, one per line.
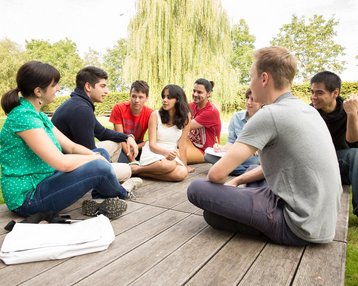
left=0, top=38, right=25, bottom=101
left=125, top=0, right=239, bottom=108
left=103, top=39, right=128, bottom=92
left=271, top=15, right=345, bottom=82
left=25, top=39, right=84, bottom=90
left=84, top=48, right=102, bottom=68
left=230, top=19, right=256, bottom=84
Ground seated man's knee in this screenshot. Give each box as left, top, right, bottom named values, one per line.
left=187, top=179, right=207, bottom=201
left=111, top=163, right=131, bottom=182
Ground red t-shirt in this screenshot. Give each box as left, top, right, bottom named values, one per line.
left=109, top=101, right=153, bottom=142
left=189, top=101, right=221, bottom=152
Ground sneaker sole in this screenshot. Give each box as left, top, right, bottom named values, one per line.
left=82, top=198, right=127, bottom=220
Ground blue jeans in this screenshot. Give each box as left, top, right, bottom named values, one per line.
left=93, top=147, right=110, bottom=162
left=336, top=148, right=358, bottom=215
left=204, top=153, right=260, bottom=176
left=14, top=160, right=128, bottom=217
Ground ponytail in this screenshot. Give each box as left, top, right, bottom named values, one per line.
left=1, top=88, right=21, bottom=115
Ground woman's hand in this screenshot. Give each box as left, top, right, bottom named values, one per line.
left=165, top=150, right=177, bottom=160
left=213, top=143, right=224, bottom=152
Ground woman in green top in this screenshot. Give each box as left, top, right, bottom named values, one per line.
left=0, top=61, right=129, bottom=219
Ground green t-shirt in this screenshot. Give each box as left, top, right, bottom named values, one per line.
left=0, top=98, right=62, bottom=210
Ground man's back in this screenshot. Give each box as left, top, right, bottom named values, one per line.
left=239, top=93, right=341, bottom=242
left=52, top=90, right=97, bottom=149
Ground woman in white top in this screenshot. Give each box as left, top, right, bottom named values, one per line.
left=131, top=84, right=191, bottom=181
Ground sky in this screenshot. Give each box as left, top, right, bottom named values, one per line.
left=1, top=0, right=357, bottom=81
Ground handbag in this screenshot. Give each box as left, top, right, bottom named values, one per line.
left=0, top=215, right=115, bottom=265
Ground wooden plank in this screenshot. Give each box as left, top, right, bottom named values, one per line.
left=238, top=243, right=304, bottom=285
left=186, top=234, right=266, bottom=285
left=19, top=208, right=188, bottom=286
left=0, top=203, right=158, bottom=284
left=334, top=185, right=350, bottom=242
left=0, top=163, right=349, bottom=286
left=132, top=230, right=264, bottom=286
left=292, top=242, right=346, bottom=286
left=133, top=164, right=209, bottom=205
left=171, top=200, right=203, bottom=214
left=75, top=214, right=207, bottom=285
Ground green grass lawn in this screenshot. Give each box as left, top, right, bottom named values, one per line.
left=346, top=193, right=358, bottom=285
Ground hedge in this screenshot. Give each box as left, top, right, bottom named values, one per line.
left=1, top=82, right=358, bottom=116
left=223, top=81, right=358, bottom=112
left=41, top=92, right=130, bottom=116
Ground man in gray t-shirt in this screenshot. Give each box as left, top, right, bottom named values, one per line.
left=187, top=47, right=341, bottom=245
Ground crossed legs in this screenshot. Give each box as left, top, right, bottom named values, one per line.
left=131, top=159, right=188, bottom=181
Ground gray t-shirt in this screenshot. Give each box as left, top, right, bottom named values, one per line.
left=239, top=92, right=341, bottom=243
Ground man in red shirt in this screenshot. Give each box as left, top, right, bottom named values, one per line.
left=187, top=78, right=221, bottom=164
left=108, top=80, right=153, bottom=163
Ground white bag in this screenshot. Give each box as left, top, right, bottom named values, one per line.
left=0, top=215, right=115, bottom=265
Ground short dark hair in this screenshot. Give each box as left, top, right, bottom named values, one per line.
left=194, top=78, right=214, bottom=93
left=310, top=71, right=341, bottom=94
left=130, top=80, right=149, bottom=97
left=76, top=66, right=108, bottom=90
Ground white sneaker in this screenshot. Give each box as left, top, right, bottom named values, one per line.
left=122, top=177, right=143, bottom=199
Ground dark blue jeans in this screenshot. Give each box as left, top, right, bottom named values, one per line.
left=14, top=160, right=128, bottom=217
left=337, top=148, right=358, bottom=215
left=93, top=147, right=110, bottom=162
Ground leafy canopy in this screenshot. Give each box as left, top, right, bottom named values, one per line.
left=231, top=19, right=255, bottom=84
left=271, top=15, right=345, bottom=82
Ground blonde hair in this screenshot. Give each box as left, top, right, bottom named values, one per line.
left=254, top=46, right=297, bottom=90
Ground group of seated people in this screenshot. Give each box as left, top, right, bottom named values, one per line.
left=1, top=46, right=357, bottom=247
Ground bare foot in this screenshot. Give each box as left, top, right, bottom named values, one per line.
left=187, top=166, right=195, bottom=173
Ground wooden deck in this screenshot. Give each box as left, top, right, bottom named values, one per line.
left=0, top=163, right=349, bottom=286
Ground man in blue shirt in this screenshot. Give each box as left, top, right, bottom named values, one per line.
left=204, top=88, right=261, bottom=175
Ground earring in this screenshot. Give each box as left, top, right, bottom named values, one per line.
left=39, top=99, right=43, bottom=106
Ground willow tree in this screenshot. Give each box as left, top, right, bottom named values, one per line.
left=125, top=0, right=239, bottom=109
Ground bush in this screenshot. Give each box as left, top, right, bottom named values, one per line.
left=1, top=82, right=358, bottom=116
left=221, top=81, right=358, bottom=113
left=41, top=92, right=130, bottom=116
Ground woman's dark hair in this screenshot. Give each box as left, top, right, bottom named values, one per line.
left=159, top=84, right=190, bottom=130
left=1, top=61, right=60, bottom=114
left=76, top=66, right=108, bottom=90
left=194, top=78, right=214, bottom=93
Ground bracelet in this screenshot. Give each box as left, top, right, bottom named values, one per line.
left=127, top=134, right=135, bottom=140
